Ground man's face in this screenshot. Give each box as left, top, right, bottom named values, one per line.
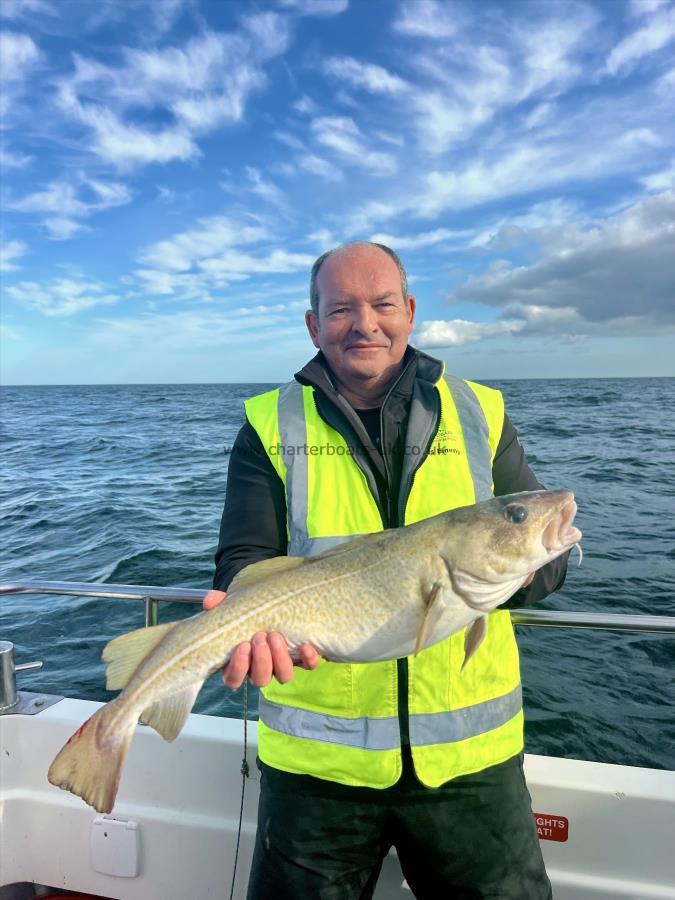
left=305, top=245, right=416, bottom=386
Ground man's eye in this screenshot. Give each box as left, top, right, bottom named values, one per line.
left=330, top=307, right=347, bottom=315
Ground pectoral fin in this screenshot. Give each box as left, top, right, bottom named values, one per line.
left=414, top=582, right=443, bottom=656
left=461, top=616, right=487, bottom=671
left=139, top=681, right=202, bottom=742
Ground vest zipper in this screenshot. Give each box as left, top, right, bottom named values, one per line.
left=395, top=388, right=441, bottom=774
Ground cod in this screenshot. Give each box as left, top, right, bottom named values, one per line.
left=48, top=489, right=581, bottom=813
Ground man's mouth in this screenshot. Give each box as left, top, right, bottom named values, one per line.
left=345, top=343, right=387, bottom=351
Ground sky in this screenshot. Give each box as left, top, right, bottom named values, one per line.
left=1, top=0, right=674, bottom=385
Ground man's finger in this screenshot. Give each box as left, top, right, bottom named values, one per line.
left=268, top=632, right=294, bottom=683
left=298, top=642, right=320, bottom=670
left=249, top=632, right=274, bottom=687
left=223, top=642, right=251, bottom=690
left=203, top=589, right=227, bottom=611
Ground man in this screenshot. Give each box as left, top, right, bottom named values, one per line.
left=205, top=242, right=568, bottom=899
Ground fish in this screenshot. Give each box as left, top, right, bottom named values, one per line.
left=48, top=489, right=581, bottom=813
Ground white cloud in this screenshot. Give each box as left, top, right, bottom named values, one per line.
left=348, top=102, right=670, bottom=232
left=415, top=318, right=524, bottom=348
left=630, top=0, right=670, bottom=16
left=0, top=239, right=27, bottom=270
left=136, top=215, right=315, bottom=298
left=393, top=0, right=463, bottom=39
left=55, top=19, right=290, bottom=170
left=139, top=216, right=268, bottom=272
left=641, top=157, right=675, bottom=190
left=6, top=278, right=120, bottom=316
left=0, top=30, right=39, bottom=76
left=0, top=147, right=32, bottom=168
left=0, top=0, right=56, bottom=19
left=298, top=153, right=342, bottom=181
left=311, top=116, right=397, bottom=175
left=43, top=217, right=88, bottom=240
left=368, top=228, right=473, bottom=251
left=278, top=0, right=348, bottom=17
left=405, top=9, right=598, bottom=154
left=605, top=5, right=675, bottom=75
left=0, top=30, right=41, bottom=118
left=468, top=199, right=580, bottom=252
left=451, top=191, right=675, bottom=329
left=9, top=176, right=132, bottom=239
left=293, top=95, right=319, bottom=115
left=245, top=167, right=289, bottom=209
left=274, top=130, right=305, bottom=150
left=198, top=248, right=315, bottom=277
left=416, top=189, right=675, bottom=348
left=81, top=106, right=198, bottom=168
left=322, top=56, right=408, bottom=94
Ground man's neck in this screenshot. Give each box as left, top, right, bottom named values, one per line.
left=332, top=365, right=404, bottom=410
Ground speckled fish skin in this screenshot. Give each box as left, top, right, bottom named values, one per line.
left=48, top=489, right=581, bottom=813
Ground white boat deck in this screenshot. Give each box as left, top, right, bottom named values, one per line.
left=1, top=696, right=674, bottom=900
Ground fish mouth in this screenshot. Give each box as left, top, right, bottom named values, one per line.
left=542, top=496, right=582, bottom=554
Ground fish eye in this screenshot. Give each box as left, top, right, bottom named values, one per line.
left=504, top=504, right=528, bottom=524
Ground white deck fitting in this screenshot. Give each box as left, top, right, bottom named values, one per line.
left=1, top=697, right=674, bottom=900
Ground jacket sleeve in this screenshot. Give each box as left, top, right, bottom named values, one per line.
left=213, top=420, right=288, bottom=591
left=492, top=412, right=571, bottom=609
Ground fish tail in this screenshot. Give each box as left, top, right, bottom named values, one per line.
left=48, top=699, right=136, bottom=814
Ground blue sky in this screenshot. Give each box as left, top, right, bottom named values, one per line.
left=1, top=0, right=673, bottom=384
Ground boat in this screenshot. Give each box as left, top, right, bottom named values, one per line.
left=1, top=580, right=674, bottom=900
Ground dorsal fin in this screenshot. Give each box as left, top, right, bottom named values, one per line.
left=103, top=621, right=177, bottom=691
left=308, top=532, right=386, bottom=561
left=229, top=555, right=306, bottom=592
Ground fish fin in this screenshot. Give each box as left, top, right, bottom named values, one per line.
left=310, top=532, right=386, bottom=561
left=139, top=682, right=202, bottom=742
left=229, top=556, right=306, bottom=592
left=414, top=582, right=443, bottom=656
left=103, top=622, right=177, bottom=691
left=461, top=616, right=487, bottom=671
left=48, top=701, right=135, bottom=814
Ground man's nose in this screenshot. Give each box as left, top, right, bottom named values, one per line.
left=351, top=304, right=379, bottom=334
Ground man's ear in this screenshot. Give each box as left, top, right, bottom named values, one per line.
left=406, top=296, right=416, bottom=333
left=305, top=309, right=321, bottom=349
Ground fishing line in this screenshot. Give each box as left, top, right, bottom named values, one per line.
left=229, top=679, right=250, bottom=900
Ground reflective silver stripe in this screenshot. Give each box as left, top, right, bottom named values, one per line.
left=259, top=697, right=401, bottom=751
left=277, top=381, right=309, bottom=556
left=409, top=684, right=522, bottom=747
left=260, top=685, right=522, bottom=751
left=443, top=375, right=493, bottom=502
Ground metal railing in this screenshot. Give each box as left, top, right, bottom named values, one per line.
left=1, top=580, right=674, bottom=634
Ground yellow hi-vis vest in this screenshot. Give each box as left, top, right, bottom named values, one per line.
left=244, top=370, right=523, bottom=789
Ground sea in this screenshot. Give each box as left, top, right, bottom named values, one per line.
left=1, top=378, right=674, bottom=770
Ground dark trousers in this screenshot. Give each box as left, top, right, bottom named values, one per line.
left=247, top=753, right=552, bottom=900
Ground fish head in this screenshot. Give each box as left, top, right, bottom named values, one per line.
left=441, top=490, right=581, bottom=611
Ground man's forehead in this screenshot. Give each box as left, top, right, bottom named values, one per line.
left=319, top=245, right=400, bottom=286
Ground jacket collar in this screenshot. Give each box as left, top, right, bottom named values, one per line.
left=294, top=345, right=444, bottom=401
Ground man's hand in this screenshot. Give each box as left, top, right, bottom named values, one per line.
left=203, top=590, right=321, bottom=690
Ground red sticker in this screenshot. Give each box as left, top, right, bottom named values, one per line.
left=534, top=813, right=569, bottom=842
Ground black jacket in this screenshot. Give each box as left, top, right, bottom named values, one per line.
left=214, top=346, right=570, bottom=607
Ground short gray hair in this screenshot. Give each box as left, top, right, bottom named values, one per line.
left=309, top=241, right=409, bottom=315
